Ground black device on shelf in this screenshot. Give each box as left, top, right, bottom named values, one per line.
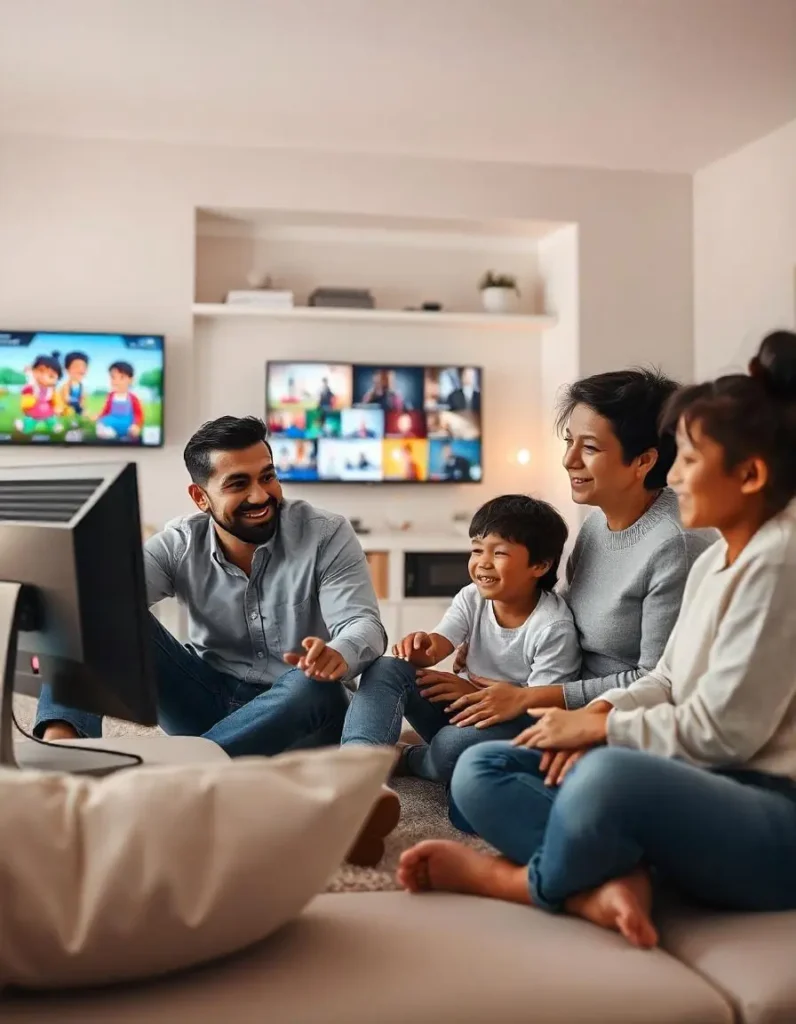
left=265, top=360, right=483, bottom=484
left=0, top=462, right=158, bottom=775
left=404, top=551, right=472, bottom=598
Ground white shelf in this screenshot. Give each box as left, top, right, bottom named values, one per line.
left=192, top=303, right=556, bottom=331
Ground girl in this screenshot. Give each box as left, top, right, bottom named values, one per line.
left=398, top=331, right=796, bottom=949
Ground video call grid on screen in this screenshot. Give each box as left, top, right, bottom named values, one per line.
left=0, top=330, right=165, bottom=448
left=266, top=361, right=483, bottom=483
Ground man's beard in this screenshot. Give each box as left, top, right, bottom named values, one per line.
left=210, top=497, right=281, bottom=545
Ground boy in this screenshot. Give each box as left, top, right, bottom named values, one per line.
left=94, top=360, right=144, bottom=441
left=342, top=494, right=581, bottom=784
left=59, top=350, right=89, bottom=428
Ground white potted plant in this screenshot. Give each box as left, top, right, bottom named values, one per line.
left=479, top=271, right=520, bottom=314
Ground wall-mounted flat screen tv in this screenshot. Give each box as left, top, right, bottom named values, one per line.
left=266, top=361, right=482, bottom=483
left=0, top=330, right=164, bottom=447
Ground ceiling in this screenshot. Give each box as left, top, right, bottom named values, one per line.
left=1, top=0, right=794, bottom=173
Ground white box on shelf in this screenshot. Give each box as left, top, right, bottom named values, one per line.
left=225, top=290, right=295, bottom=307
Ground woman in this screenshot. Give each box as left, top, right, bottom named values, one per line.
left=452, top=368, right=712, bottom=714
left=398, top=331, right=796, bottom=948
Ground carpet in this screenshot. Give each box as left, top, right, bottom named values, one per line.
left=11, top=694, right=492, bottom=893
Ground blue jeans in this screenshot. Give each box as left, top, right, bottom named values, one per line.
left=450, top=742, right=796, bottom=913
left=341, top=657, right=528, bottom=784
left=34, top=613, right=351, bottom=757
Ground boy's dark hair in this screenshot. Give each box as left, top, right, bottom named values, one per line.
left=109, top=360, right=134, bottom=379
left=32, top=351, right=62, bottom=377
left=556, top=368, right=680, bottom=490
left=65, top=351, right=89, bottom=369
left=469, top=494, right=568, bottom=592
left=184, top=415, right=273, bottom=485
left=660, top=330, right=796, bottom=515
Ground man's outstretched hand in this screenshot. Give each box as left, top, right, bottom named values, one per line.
left=284, top=637, right=348, bottom=681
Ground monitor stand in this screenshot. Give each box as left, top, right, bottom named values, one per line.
left=0, top=581, right=140, bottom=776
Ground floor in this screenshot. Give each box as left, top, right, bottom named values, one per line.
left=12, top=694, right=492, bottom=893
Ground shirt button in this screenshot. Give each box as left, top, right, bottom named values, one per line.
left=257, top=651, right=264, bottom=658
left=250, top=612, right=258, bottom=621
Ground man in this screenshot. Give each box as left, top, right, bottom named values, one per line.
left=447, top=367, right=481, bottom=414
left=440, top=442, right=473, bottom=482
left=361, top=369, right=405, bottom=412
left=35, top=415, right=399, bottom=861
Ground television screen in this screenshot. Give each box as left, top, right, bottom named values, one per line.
left=0, top=330, right=164, bottom=447
left=266, top=361, right=482, bottom=483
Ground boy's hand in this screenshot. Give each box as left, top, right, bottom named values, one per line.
left=284, top=637, right=348, bottom=680
left=448, top=682, right=528, bottom=728
left=416, top=669, right=478, bottom=705
left=392, top=631, right=436, bottom=667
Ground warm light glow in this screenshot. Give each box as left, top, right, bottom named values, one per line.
left=516, top=448, right=531, bottom=465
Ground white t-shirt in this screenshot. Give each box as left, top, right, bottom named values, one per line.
left=432, top=584, right=581, bottom=687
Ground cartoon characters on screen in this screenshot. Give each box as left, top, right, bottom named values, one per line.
left=14, top=353, right=144, bottom=441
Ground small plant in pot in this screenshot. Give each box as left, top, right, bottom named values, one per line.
left=479, top=271, right=520, bottom=314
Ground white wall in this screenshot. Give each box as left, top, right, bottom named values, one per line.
left=0, top=133, right=693, bottom=527
left=694, top=118, right=796, bottom=379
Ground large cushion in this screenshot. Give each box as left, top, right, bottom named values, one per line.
left=0, top=746, right=393, bottom=991
left=4, top=892, right=732, bottom=1023
left=660, top=903, right=796, bottom=1024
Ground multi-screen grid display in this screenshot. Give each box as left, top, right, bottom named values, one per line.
left=266, top=362, right=483, bottom=483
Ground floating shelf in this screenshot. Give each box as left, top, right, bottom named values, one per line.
left=192, top=303, right=556, bottom=331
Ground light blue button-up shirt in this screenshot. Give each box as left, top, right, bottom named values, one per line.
left=144, top=499, right=387, bottom=684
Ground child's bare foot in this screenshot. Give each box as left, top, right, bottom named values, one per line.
left=566, top=869, right=658, bottom=948
left=397, top=840, right=530, bottom=904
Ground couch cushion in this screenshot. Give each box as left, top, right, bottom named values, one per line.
left=3, top=892, right=732, bottom=1023
left=660, top=903, right=796, bottom=1024
left=0, top=746, right=393, bottom=991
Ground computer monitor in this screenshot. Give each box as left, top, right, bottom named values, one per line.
left=0, top=462, right=157, bottom=774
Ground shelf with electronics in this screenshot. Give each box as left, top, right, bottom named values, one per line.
left=193, top=206, right=558, bottom=329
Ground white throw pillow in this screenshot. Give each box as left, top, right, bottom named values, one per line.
left=0, top=745, right=394, bottom=990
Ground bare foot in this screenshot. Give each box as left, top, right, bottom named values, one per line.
left=566, top=870, right=658, bottom=949
left=42, top=722, right=80, bottom=742
left=397, top=840, right=530, bottom=904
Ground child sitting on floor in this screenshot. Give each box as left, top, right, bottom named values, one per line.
left=341, top=494, right=581, bottom=784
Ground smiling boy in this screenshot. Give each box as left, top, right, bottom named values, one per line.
left=342, top=495, right=581, bottom=784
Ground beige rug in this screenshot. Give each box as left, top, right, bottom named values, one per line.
left=12, top=694, right=491, bottom=893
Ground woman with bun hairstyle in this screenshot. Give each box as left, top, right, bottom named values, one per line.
left=398, top=331, right=796, bottom=949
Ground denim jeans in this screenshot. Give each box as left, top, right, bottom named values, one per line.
left=34, top=613, right=351, bottom=757
left=342, top=656, right=528, bottom=784
left=449, top=742, right=796, bottom=913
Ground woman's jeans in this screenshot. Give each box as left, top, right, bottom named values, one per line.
left=450, top=742, right=796, bottom=913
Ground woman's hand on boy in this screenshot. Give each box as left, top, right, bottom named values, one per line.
left=415, top=669, right=479, bottom=704
left=452, top=642, right=469, bottom=674
left=512, top=706, right=610, bottom=751
left=447, top=681, right=528, bottom=728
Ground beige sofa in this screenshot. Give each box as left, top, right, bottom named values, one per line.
left=5, top=736, right=796, bottom=1023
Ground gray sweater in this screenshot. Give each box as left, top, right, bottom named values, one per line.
left=561, top=488, right=714, bottom=709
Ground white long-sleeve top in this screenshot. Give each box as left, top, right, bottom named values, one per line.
left=599, top=499, right=796, bottom=780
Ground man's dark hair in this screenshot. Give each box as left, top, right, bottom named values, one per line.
left=109, top=360, right=135, bottom=379
left=65, top=351, right=89, bottom=369
left=183, top=415, right=272, bottom=485
left=556, top=368, right=679, bottom=490
left=469, top=494, right=568, bottom=592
